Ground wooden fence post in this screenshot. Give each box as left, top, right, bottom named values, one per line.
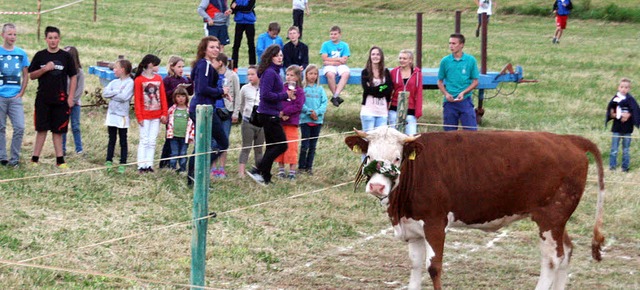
left=190, top=105, right=212, bottom=288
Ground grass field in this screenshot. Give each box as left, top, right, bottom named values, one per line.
left=1, top=0, right=639, bottom=289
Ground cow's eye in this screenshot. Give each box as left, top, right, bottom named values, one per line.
left=363, top=155, right=371, bottom=165
left=393, top=157, right=401, bottom=165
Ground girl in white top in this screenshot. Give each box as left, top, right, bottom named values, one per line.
left=237, top=65, right=264, bottom=177
left=102, top=59, right=134, bottom=173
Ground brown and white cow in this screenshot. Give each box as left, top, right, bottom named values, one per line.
left=344, top=127, right=605, bottom=290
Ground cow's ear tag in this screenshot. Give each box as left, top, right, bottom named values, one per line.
left=408, top=150, right=416, bottom=160
left=353, top=145, right=361, bottom=154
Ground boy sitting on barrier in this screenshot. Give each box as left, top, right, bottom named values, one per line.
left=320, top=25, right=350, bottom=107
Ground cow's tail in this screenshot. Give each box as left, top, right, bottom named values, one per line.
left=567, top=135, right=606, bottom=261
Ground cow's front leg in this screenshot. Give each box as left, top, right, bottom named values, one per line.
left=423, top=224, right=446, bottom=290
left=407, top=237, right=428, bottom=290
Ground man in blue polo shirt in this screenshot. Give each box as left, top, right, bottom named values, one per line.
left=437, top=33, right=479, bottom=131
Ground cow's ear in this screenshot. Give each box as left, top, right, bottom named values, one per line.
left=403, top=141, right=423, bottom=160
left=344, top=136, right=368, bottom=154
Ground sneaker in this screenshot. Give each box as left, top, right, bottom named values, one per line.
left=105, top=161, right=113, bottom=172
left=218, top=169, right=227, bottom=179
left=117, top=165, right=126, bottom=174
left=331, top=96, right=344, bottom=107
left=138, top=168, right=146, bottom=174
left=552, top=38, right=557, bottom=44
left=57, top=163, right=69, bottom=170
left=147, top=167, right=154, bottom=173
left=0, top=160, right=8, bottom=166
left=622, top=168, right=630, bottom=173
left=276, top=171, right=286, bottom=178
left=246, top=169, right=267, bottom=186
left=287, top=173, right=296, bottom=180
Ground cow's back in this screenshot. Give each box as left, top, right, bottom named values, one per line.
left=389, top=131, right=595, bottom=226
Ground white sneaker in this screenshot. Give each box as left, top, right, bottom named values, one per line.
left=246, top=169, right=267, bottom=186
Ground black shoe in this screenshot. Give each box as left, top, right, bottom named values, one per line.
left=475, top=29, right=479, bottom=37
left=0, top=160, right=8, bottom=166
left=331, top=97, right=344, bottom=107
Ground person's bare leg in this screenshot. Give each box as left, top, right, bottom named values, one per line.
left=335, top=71, right=350, bottom=97
left=32, top=131, right=48, bottom=158
left=326, top=72, right=337, bottom=96
left=52, top=133, right=64, bottom=158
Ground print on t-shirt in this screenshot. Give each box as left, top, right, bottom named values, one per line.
left=0, top=54, right=25, bottom=86
left=143, top=81, right=162, bottom=111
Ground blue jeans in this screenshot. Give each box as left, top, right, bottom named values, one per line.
left=299, top=123, right=322, bottom=171
left=388, top=110, right=417, bottom=135
left=0, top=96, right=25, bottom=165
left=187, top=110, right=228, bottom=182
left=360, top=115, right=388, bottom=132
left=62, top=104, right=83, bottom=153
left=211, top=118, right=232, bottom=150
left=169, top=137, right=188, bottom=171
left=443, top=97, right=478, bottom=131
left=609, top=132, right=631, bottom=170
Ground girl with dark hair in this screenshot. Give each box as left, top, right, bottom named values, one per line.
left=360, top=46, right=393, bottom=132
left=133, top=54, right=168, bottom=173
left=246, top=45, right=295, bottom=185
left=187, top=36, right=230, bottom=184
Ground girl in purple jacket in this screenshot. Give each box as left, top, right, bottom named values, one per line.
left=274, top=65, right=305, bottom=179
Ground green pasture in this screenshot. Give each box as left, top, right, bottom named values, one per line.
left=0, top=0, right=639, bottom=288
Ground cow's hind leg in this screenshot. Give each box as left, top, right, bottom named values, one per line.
left=534, top=226, right=571, bottom=290
left=552, top=230, right=573, bottom=290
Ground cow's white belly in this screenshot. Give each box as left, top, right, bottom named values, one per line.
left=446, top=212, right=529, bottom=232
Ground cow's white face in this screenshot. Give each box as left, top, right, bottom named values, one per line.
left=355, top=128, right=417, bottom=203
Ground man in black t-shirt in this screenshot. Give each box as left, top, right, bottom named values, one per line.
left=27, top=26, right=77, bottom=169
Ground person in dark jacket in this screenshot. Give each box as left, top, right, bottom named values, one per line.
left=246, top=45, right=295, bottom=185
left=187, top=36, right=230, bottom=184
left=230, top=0, right=256, bottom=69
left=282, top=26, right=309, bottom=70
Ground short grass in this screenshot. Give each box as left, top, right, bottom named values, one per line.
left=1, top=0, right=639, bottom=289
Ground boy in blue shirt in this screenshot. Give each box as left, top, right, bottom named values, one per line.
left=606, top=78, right=640, bottom=172
left=552, top=0, right=572, bottom=44
left=256, top=22, right=283, bottom=60
left=437, top=33, right=479, bottom=131
left=0, top=23, right=29, bottom=167
left=320, top=26, right=350, bottom=107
